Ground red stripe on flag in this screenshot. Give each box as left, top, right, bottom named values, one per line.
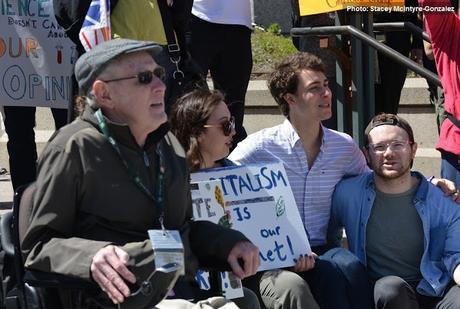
left=81, top=33, right=92, bottom=50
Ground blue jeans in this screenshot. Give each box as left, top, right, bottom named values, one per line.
left=441, top=150, right=460, bottom=188
left=320, top=247, right=373, bottom=309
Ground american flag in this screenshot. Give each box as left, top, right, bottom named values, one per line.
left=79, top=0, right=111, bottom=51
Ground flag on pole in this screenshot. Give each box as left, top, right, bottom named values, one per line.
left=79, top=0, right=111, bottom=51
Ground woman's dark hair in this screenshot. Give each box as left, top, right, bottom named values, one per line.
left=170, top=88, right=225, bottom=172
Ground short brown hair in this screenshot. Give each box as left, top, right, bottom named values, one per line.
left=364, top=113, right=415, bottom=147
left=170, top=88, right=225, bottom=172
left=268, top=52, right=325, bottom=117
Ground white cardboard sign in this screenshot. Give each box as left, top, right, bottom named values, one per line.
left=1, top=0, right=76, bottom=108
left=191, top=162, right=311, bottom=271
left=191, top=180, right=244, bottom=299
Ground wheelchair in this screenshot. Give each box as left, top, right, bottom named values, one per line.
left=0, top=183, right=97, bottom=309
left=0, top=183, right=180, bottom=309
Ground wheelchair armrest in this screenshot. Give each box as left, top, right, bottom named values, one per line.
left=0, top=211, right=15, bottom=256
left=24, top=270, right=98, bottom=291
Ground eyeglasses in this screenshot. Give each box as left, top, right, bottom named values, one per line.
left=102, top=66, right=165, bottom=85
left=203, top=116, right=235, bottom=136
left=368, top=140, right=412, bottom=153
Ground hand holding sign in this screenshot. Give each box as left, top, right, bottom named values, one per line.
left=292, top=252, right=318, bottom=273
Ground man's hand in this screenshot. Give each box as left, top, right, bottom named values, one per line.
left=91, top=245, right=136, bottom=304
left=292, top=253, right=318, bottom=273
left=227, top=241, right=260, bottom=279
left=431, top=177, right=460, bottom=203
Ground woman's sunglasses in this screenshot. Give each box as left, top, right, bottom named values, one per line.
left=203, top=116, right=235, bottom=136
left=102, top=66, right=165, bottom=85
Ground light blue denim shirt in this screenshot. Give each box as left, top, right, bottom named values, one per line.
left=328, top=171, right=460, bottom=297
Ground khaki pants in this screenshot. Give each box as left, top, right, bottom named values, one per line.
left=259, top=270, right=319, bottom=309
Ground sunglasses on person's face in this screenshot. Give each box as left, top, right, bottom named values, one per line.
left=102, top=66, right=165, bottom=85
left=203, top=116, right=235, bottom=136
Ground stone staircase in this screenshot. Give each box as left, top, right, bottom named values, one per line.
left=0, top=77, right=442, bottom=206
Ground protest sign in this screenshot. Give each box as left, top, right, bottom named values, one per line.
left=191, top=181, right=244, bottom=299
left=297, top=0, right=404, bottom=16
left=191, top=162, right=311, bottom=272
left=1, top=0, right=76, bottom=108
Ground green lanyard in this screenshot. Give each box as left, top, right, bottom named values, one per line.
left=95, top=109, right=166, bottom=226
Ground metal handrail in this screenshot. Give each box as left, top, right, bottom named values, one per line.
left=291, top=25, right=441, bottom=86
left=373, top=22, right=431, bottom=42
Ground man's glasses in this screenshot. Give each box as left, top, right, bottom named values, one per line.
left=368, top=140, right=412, bottom=153
left=203, top=116, right=235, bottom=136
left=102, top=66, right=165, bottom=85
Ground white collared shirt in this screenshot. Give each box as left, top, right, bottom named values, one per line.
left=229, top=119, right=368, bottom=246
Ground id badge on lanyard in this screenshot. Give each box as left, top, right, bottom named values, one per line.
left=148, top=229, right=185, bottom=275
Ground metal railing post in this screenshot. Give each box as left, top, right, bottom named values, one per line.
left=363, top=13, right=375, bottom=136
left=350, top=13, right=365, bottom=146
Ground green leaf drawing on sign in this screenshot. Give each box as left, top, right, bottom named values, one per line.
left=205, top=183, right=211, bottom=191
left=276, top=196, right=285, bottom=217
left=218, top=215, right=232, bottom=228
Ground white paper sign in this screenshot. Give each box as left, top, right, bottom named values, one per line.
left=0, top=0, right=76, bottom=108
left=191, top=162, right=311, bottom=271
left=191, top=181, right=244, bottom=299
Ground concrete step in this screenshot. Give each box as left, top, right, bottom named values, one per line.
left=244, top=78, right=432, bottom=108
left=0, top=78, right=442, bottom=205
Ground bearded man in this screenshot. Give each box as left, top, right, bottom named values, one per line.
left=329, top=113, right=460, bottom=309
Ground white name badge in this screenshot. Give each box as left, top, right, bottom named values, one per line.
left=148, top=229, right=185, bottom=275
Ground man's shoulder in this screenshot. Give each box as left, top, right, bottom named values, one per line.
left=336, top=172, right=372, bottom=193
left=46, top=118, right=99, bottom=151
left=424, top=180, right=460, bottom=215
left=242, top=124, right=285, bottom=145
left=324, top=127, right=357, bottom=147
left=232, top=124, right=285, bottom=154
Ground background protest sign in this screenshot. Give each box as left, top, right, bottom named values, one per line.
left=297, top=0, right=404, bottom=15
left=191, top=162, right=311, bottom=271
left=191, top=180, right=244, bottom=300
left=1, top=0, right=76, bottom=108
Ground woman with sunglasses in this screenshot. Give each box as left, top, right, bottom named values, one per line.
left=171, top=88, right=237, bottom=171
left=171, top=88, right=260, bottom=308
left=171, top=88, right=320, bottom=309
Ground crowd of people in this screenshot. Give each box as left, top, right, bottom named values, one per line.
left=1, top=0, right=460, bottom=309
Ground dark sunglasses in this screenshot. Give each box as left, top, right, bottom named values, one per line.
left=102, top=66, right=165, bottom=85
left=203, top=116, right=235, bottom=136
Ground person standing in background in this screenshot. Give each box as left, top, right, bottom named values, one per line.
left=2, top=0, right=70, bottom=191
left=418, top=0, right=460, bottom=187
left=422, top=32, right=446, bottom=134
left=189, top=0, right=253, bottom=146
left=373, top=0, right=423, bottom=115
